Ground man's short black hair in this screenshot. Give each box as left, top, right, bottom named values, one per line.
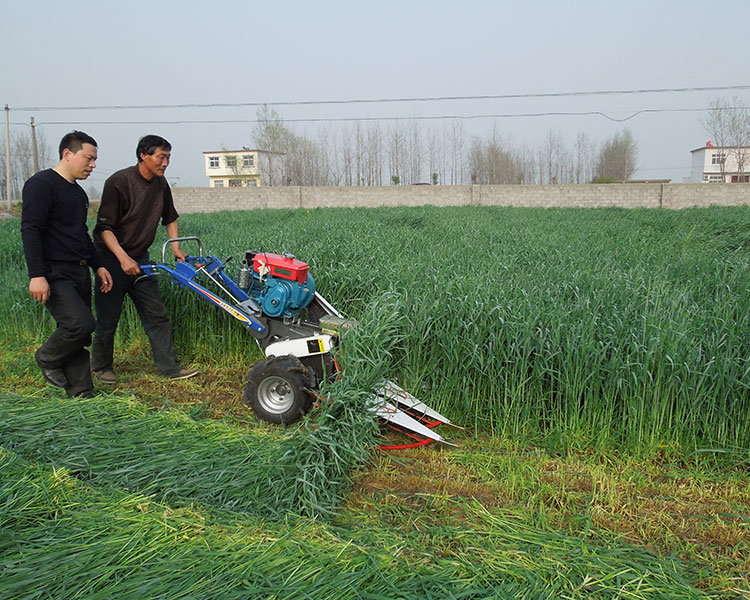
left=58, top=131, right=97, bottom=159
left=136, top=135, right=171, bottom=162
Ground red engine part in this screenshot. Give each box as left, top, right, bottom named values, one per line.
left=253, top=252, right=309, bottom=283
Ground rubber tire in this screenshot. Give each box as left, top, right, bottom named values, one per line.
left=243, top=355, right=314, bottom=425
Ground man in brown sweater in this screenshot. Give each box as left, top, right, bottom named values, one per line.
left=91, top=135, right=197, bottom=383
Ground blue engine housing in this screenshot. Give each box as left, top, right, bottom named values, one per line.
left=247, top=272, right=316, bottom=318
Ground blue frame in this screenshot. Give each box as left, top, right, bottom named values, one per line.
left=140, top=256, right=266, bottom=335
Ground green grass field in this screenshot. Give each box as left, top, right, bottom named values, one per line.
left=1, top=205, right=748, bottom=598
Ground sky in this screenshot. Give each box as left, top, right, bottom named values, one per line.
left=3, top=0, right=750, bottom=189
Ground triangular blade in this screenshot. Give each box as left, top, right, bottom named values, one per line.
left=374, top=381, right=462, bottom=429
left=369, top=400, right=456, bottom=446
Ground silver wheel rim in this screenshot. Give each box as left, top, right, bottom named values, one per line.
left=257, top=375, right=295, bottom=415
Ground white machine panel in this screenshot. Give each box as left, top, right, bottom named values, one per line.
left=264, top=334, right=334, bottom=359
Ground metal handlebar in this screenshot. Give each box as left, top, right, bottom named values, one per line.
left=160, top=236, right=203, bottom=263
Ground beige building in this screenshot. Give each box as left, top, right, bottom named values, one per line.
left=203, top=149, right=272, bottom=188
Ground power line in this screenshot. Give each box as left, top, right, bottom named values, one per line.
left=9, top=85, right=750, bottom=112
left=10, top=105, right=746, bottom=127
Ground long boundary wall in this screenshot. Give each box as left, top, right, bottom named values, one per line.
left=172, top=183, right=749, bottom=214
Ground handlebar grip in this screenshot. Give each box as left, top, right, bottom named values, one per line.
left=161, top=236, right=203, bottom=263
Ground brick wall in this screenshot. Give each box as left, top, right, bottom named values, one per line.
left=172, top=184, right=749, bottom=214
left=474, top=184, right=663, bottom=208
left=660, top=184, right=749, bottom=208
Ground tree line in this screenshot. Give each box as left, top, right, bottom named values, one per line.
left=0, top=116, right=641, bottom=203
left=252, top=106, right=639, bottom=187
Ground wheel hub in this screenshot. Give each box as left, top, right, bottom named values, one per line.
left=257, top=376, right=295, bottom=414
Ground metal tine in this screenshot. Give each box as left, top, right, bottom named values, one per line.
left=374, top=381, right=463, bottom=429
left=369, top=401, right=457, bottom=447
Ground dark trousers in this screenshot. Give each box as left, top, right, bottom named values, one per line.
left=91, top=250, right=181, bottom=377
left=36, top=262, right=96, bottom=397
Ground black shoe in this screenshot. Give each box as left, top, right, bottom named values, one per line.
left=35, top=350, right=68, bottom=388
left=40, top=366, right=68, bottom=388
left=75, top=391, right=97, bottom=398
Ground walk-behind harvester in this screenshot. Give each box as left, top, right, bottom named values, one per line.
left=140, top=237, right=458, bottom=448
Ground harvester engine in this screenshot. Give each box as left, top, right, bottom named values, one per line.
left=238, top=251, right=316, bottom=318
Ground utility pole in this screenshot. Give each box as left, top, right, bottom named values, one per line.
left=4, top=105, right=10, bottom=212
left=30, top=117, right=39, bottom=173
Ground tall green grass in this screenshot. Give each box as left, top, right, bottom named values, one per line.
left=1, top=206, right=748, bottom=450
left=169, top=206, right=750, bottom=450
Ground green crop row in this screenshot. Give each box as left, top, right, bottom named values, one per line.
left=1, top=206, right=748, bottom=450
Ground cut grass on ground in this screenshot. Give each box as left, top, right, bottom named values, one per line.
left=1, top=339, right=748, bottom=597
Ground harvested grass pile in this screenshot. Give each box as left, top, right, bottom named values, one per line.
left=0, top=449, right=502, bottom=599
left=1, top=449, right=712, bottom=599
left=0, top=294, right=402, bottom=519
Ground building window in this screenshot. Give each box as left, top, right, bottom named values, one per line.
left=228, top=179, right=242, bottom=187
left=711, top=153, right=726, bottom=165
left=242, top=154, right=254, bottom=167
left=730, top=175, right=750, bottom=183
left=225, top=155, right=237, bottom=168
left=707, top=174, right=723, bottom=183
left=213, top=180, right=224, bottom=187
left=208, top=156, right=219, bottom=168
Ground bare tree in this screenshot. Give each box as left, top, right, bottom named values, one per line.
left=594, top=129, right=638, bottom=182
left=508, top=142, right=535, bottom=184
left=338, top=124, right=354, bottom=186
left=347, top=120, right=385, bottom=186
left=468, top=135, right=489, bottom=184
left=702, top=96, right=750, bottom=181
left=406, top=120, right=423, bottom=184
left=387, top=124, right=407, bottom=185
left=252, top=105, right=292, bottom=185
left=315, top=124, right=337, bottom=185
left=540, top=129, right=569, bottom=184
left=365, top=122, right=384, bottom=185
left=447, top=120, right=466, bottom=184
left=467, top=126, right=524, bottom=184
left=702, top=98, right=733, bottom=180
left=352, top=121, right=365, bottom=186
left=426, top=125, right=442, bottom=185
left=573, top=131, right=595, bottom=183
left=283, top=135, right=306, bottom=186
left=1, top=127, right=54, bottom=204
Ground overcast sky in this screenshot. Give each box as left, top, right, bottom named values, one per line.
left=3, top=0, right=749, bottom=189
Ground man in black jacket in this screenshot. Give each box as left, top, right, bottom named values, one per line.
left=21, top=131, right=113, bottom=397
left=91, top=134, right=197, bottom=383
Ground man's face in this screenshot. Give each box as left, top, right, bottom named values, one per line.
left=65, top=143, right=97, bottom=180
left=140, top=147, right=171, bottom=178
